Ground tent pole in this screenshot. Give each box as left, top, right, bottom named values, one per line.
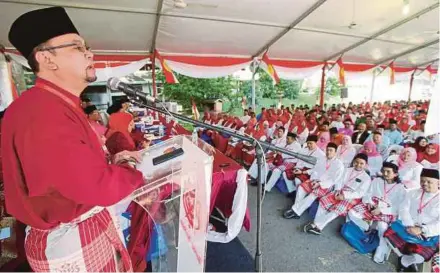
left=408, top=71, right=415, bottom=102
left=252, top=61, right=256, bottom=111
left=319, top=64, right=326, bottom=107
left=369, top=70, right=377, bottom=103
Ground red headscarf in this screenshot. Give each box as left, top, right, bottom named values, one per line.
left=107, top=112, right=135, bottom=148
left=418, top=143, right=439, bottom=164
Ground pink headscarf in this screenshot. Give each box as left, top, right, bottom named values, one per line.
left=398, top=147, right=418, bottom=169
left=317, top=132, right=330, bottom=150
left=360, top=141, right=380, bottom=157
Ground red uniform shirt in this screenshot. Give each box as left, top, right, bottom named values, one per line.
left=1, top=78, right=144, bottom=230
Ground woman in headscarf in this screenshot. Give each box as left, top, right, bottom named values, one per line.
left=291, top=119, right=309, bottom=145
left=408, top=136, right=428, bottom=161
left=386, top=147, right=423, bottom=190
left=317, top=131, right=330, bottom=151
left=336, top=135, right=357, bottom=168
left=306, top=112, right=318, bottom=135
left=106, top=112, right=148, bottom=155
left=247, top=112, right=258, bottom=129
left=417, top=143, right=440, bottom=170
left=398, top=115, right=412, bottom=136
left=360, top=140, right=383, bottom=177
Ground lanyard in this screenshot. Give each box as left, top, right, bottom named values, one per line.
left=325, top=159, right=331, bottom=170
left=344, top=169, right=363, bottom=189
left=35, top=82, right=109, bottom=156
left=418, top=192, right=439, bottom=215
left=383, top=181, right=399, bottom=200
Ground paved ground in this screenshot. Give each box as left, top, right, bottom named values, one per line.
left=238, top=186, right=398, bottom=272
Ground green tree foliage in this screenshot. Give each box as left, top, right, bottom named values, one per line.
left=240, top=71, right=302, bottom=101
left=326, top=77, right=342, bottom=96
left=314, top=76, right=342, bottom=97
left=158, top=72, right=235, bottom=109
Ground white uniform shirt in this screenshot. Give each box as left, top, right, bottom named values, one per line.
left=335, top=167, right=371, bottom=200
left=292, top=126, right=309, bottom=145
left=281, top=141, right=302, bottom=163
left=309, top=157, right=344, bottom=189
left=296, top=147, right=326, bottom=170
left=399, top=189, right=440, bottom=237
left=363, top=178, right=406, bottom=216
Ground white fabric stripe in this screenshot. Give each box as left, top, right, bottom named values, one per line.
left=95, top=58, right=149, bottom=83
left=166, top=60, right=252, bottom=79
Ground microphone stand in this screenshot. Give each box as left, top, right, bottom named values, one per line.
left=129, top=98, right=316, bottom=273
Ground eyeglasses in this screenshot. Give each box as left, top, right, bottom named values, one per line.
left=38, top=42, right=91, bottom=53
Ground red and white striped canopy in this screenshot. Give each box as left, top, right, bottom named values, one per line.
left=0, top=0, right=438, bottom=76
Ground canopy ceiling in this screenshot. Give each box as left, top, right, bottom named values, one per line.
left=0, top=0, right=438, bottom=69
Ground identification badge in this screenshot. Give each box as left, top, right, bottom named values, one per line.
left=0, top=227, right=11, bottom=240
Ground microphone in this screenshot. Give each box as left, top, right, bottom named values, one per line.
left=107, top=77, right=159, bottom=104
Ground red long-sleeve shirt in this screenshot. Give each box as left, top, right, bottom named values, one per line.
left=1, top=78, right=144, bottom=230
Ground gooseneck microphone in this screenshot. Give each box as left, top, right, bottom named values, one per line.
left=107, top=77, right=159, bottom=104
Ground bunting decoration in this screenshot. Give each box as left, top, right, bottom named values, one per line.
left=154, top=50, right=179, bottom=84
left=336, top=58, right=346, bottom=86
left=426, top=65, right=438, bottom=82
left=261, top=52, right=280, bottom=85
left=389, top=61, right=395, bottom=85
left=191, top=98, right=200, bottom=120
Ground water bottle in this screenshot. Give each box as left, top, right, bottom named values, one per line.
left=158, top=124, right=164, bottom=137
left=192, top=128, right=198, bottom=144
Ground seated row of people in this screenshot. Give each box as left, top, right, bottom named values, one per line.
left=278, top=141, right=438, bottom=269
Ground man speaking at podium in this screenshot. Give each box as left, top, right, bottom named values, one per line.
left=2, top=7, right=144, bottom=272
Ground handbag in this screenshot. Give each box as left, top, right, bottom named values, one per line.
left=390, top=220, right=439, bottom=248
left=341, top=221, right=379, bottom=254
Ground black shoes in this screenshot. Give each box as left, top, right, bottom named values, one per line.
left=304, top=222, right=322, bottom=235
left=283, top=209, right=300, bottom=219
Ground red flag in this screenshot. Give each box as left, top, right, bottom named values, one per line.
left=337, top=58, right=346, bottom=86
left=154, top=50, right=178, bottom=84
left=389, top=62, right=395, bottom=85
left=191, top=98, right=200, bottom=120
left=261, top=52, right=280, bottom=85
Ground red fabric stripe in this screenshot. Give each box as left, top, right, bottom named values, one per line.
left=93, top=55, right=149, bottom=62
left=93, top=62, right=131, bottom=68
left=25, top=228, right=50, bottom=272
left=270, top=59, right=323, bottom=68
left=164, top=55, right=252, bottom=66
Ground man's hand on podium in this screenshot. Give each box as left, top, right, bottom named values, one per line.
left=113, top=150, right=142, bottom=167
